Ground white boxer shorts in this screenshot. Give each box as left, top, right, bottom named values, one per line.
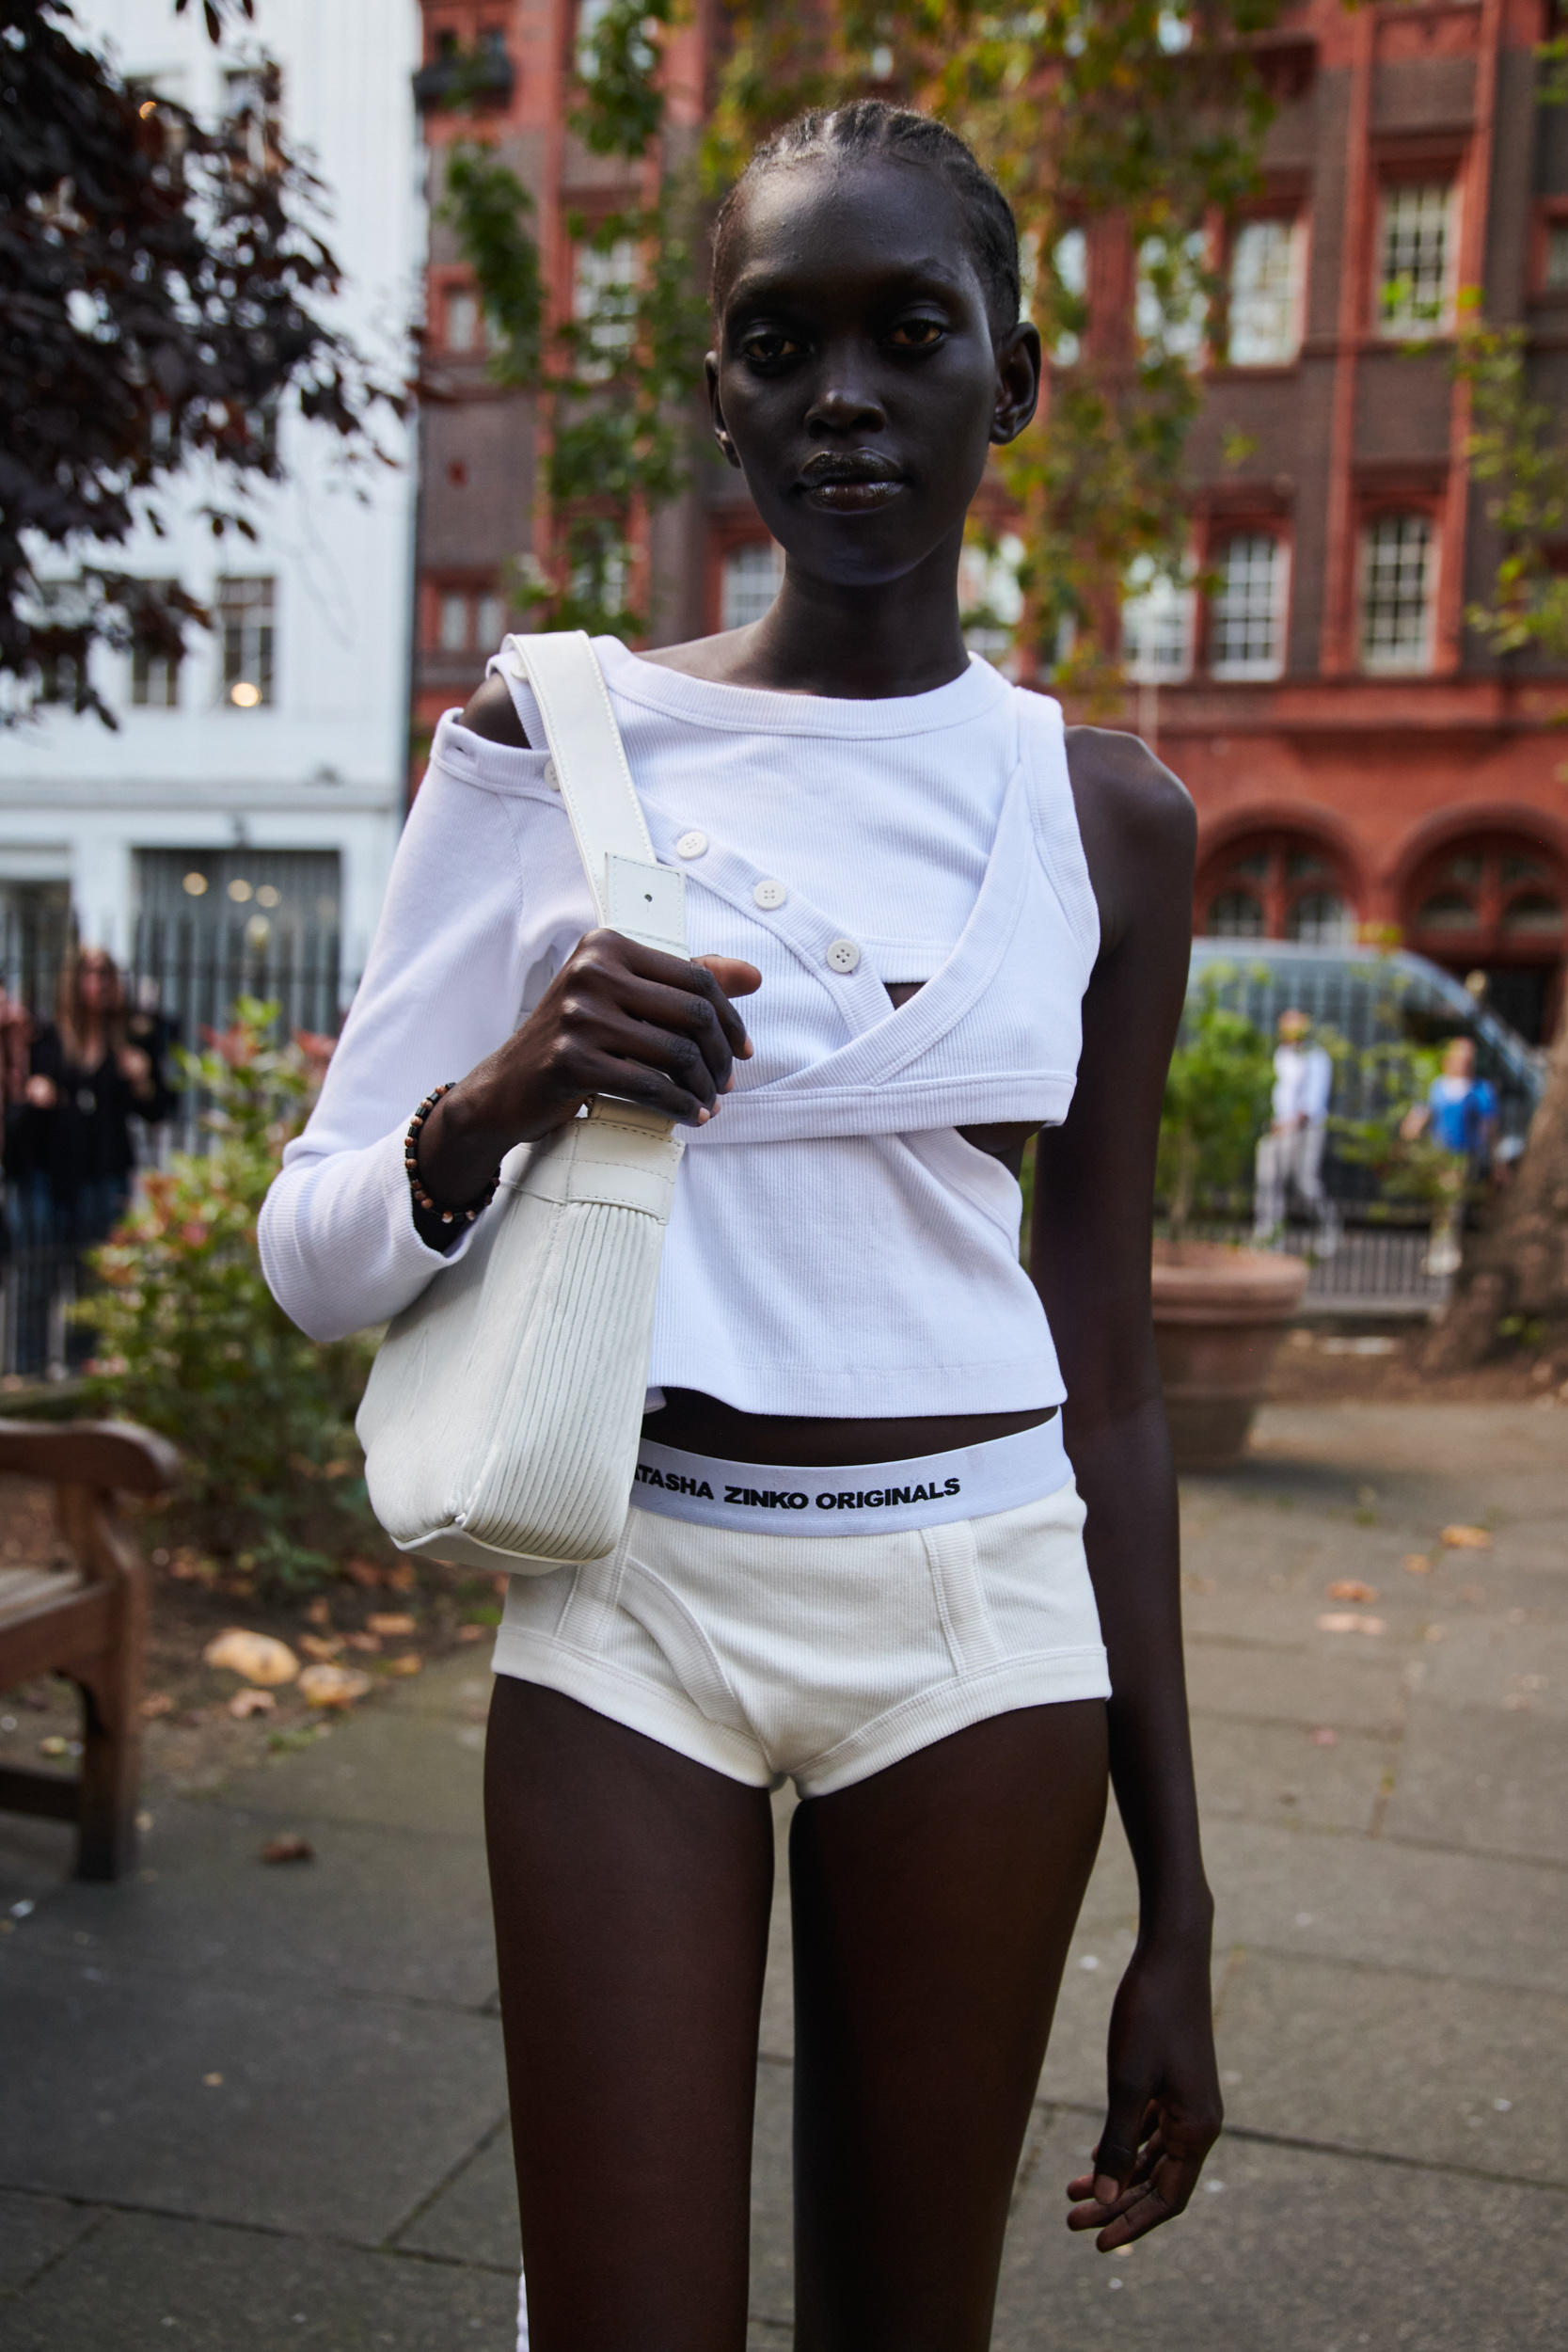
left=491, top=1470, right=1109, bottom=1798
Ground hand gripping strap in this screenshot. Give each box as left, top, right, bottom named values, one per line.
left=499, top=632, right=687, bottom=958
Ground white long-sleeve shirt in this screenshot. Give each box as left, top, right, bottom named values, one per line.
left=259, top=643, right=1099, bottom=1420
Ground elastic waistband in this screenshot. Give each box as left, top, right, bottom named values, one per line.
left=630, top=1416, right=1070, bottom=1537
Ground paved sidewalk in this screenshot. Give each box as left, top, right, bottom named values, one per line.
left=2, top=1403, right=1565, bottom=2347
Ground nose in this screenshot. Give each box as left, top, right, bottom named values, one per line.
left=804, top=348, right=885, bottom=437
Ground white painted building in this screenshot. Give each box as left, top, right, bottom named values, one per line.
left=0, top=0, right=422, bottom=995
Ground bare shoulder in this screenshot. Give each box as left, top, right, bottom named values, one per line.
left=1064, top=724, right=1195, bottom=851
left=458, top=671, right=530, bottom=748
left=1063, top=725, right=1195, bottom=953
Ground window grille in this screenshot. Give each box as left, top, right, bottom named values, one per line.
left=1227, top=219, right=1300, bottom=366
left=1360, top=514, right=1433, bottom=673
left=217, top=577, right=274, bottom=708
left=1378, top=184, right=1452, bottom=334
left=573, top=240, right=637, bottom=381
left=1544, top=220, right=1568, bottom=293
left=446, top=287, right=481, bottom=352
left=1210, top=535, right=1286, bottom=679
left=131, top=587, right=181, bottom=708
left=438, top=592, right=469, bottom=652
left=1121, top=561, right=1195, bottom=682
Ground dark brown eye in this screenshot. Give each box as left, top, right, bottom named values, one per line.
left=739, top=328, right=802, bottom=364
left=887, top=318, right=945, bottom=348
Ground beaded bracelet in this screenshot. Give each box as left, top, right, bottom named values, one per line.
left=404, top=1084, right=501, bottom=1227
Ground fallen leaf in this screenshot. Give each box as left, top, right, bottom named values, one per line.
left=299, top=1633, right=343, bottom=1662
left=1424, top=1624, right=1447, bottom=1642
left=39, top=1733, right=71, bottom=1756
left=1317, top=1613, right=1387, bottom=1636
left=342, top=1630, right=381, bottom=1653
left=203, top=1629, right=299, bottom=1687
left=1402, top=1554, right=1433, bottom=1576
left=343, top=1558, right=384, bottom=1589
left=139, top=1692, right=175, bottom=1719
left=1309, top=1726, right=1339, bottom=1746
left=1180, top=1574, right=1215, bottom=1597
left=366, top=1613, right=417, bottom=1637
left=386, top=1562, right=416, bottom=1593
left=380, top=1652, right=422, bottom=1677
left=1327, top=1580, right=1378, bottom=1604
left=261, top=1834, right=314, bottom=1865
left=297, top=1662, right=372, bottom=1709
left=1459, top=1584, right=1487, bottom=1606
left=457, top=1624, right=488, bottom=1643
left=228, top=1689, right=277, bottom=1720
left=203, top=2072, right=224, bottom=2087
left=1440, top=1525, right=1492, bottom=1550
left=303, top=1598, right=332, bottom=1628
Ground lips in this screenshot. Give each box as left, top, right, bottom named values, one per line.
left=797, top=450, right=906, bottom=512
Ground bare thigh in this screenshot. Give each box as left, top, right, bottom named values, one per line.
left=792, top=1701, right=1109, bottom=2352
left=485, top=1678, right=775, bottom=2352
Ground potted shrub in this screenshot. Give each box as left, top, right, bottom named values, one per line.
left=1153, top=970, right=1309, bottom=1471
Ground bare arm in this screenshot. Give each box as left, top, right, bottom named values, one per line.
left=1032, top=726, right=1221, bottom=2249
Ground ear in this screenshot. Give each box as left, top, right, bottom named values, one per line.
left=706, top=350, right=742, bottom=470
left=990, top=321, right=1042, bottom=447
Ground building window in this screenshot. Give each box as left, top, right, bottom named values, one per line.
left=432, top=586, right=507, bottom=654
left=1378, top=183, right=1453, bottom=335
left=1121, top=557, right=1195, bottom=683
left=1209, top=533, right=1287, bottom=679
left=1135, top=230, right=1208, bottom=365
left=131, top=639, right=180, bottom=709
left=445, top=285, right=482, bottom=353
left=1544, top=218, right=1568, bottom=293
left=572, top=238, right=637, bottom=381
left=1201, top=835, right=1356, bottom=942
left=217, top=577, right=274, bottom=708
left=1360, top=513, right=1434, bottom=674
left=721, top=541, right=784, bottom=632
left=1227, top=217, right=1302, bottom=366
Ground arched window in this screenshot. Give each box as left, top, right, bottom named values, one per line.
left=1198, top=831, right=1357, bottom=943
left=1402, top=833, right=1566, bottom=1042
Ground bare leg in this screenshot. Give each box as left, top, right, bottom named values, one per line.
left=791, top=1701, right=1109, bottom=2352
left=485, top=1680, right=775, bottom=2352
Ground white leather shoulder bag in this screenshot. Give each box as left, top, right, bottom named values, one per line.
left=356, top=631, right=686, bottom=1570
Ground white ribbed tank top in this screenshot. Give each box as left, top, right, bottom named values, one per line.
left=260, top=641, right=1100, bottom=1419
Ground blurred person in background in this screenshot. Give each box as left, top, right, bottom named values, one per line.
left=1253, top=1007, right=1339, bottom=1254
left=5, top=947, right=175, bottom=1248
left=1401, top=1033, right=1497, bottom=1279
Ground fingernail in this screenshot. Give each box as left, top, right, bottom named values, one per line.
left=696, top=1108, right=710, bottom=1124
left=1094, top=2177, right=1118, bottom=2205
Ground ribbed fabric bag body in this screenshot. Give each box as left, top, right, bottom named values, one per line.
left=356, top=633, right=686, bottom=1569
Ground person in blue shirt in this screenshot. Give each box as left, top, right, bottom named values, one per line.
left=1400, top=1036, right=1497, bottom=1278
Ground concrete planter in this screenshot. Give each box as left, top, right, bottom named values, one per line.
left=1151, top=1241, right=1310, bottom=1472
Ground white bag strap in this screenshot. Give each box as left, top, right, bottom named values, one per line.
left=496, top=631, right=687, bottom=960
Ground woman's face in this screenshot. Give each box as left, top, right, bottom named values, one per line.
left=708, top=158, right=1040, bottom=593
left=78, top=956, right=114, bottom=1010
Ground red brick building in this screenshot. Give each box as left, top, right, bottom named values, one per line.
left=412, top=0, right=1568, bottom=1041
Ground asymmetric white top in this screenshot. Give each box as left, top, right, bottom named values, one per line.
left=258, top=642, right=1100, bottom=1420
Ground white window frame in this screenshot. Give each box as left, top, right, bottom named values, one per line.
left=1359, top=511, right=1437, bottom=675
left=1227, top=215, right=1305, bottom=368
left=1376, top=182, right=1457, bottom=338
left=573, top=238, right=638, bottom=382
left=1135, top=230, right=1209, bottom=367
left=1120, top=556, right=1196, bottom=683
left=721, top=541, right=784, bottom=632
left=216, top=576, right=275, bottom=709
left=1208, top=533, right=1289, bottom=681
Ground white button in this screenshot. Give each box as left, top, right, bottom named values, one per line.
left=541, top=757, right=559, bottom=790
left=675, top=829, right=708, bottom=859
left=752, top=878, right=787, bottom=911
left=825, top=938, right=861, bottom=974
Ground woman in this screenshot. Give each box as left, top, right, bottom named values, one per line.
left=261, top=103, right=1219, bottom=2349
left=6, top=946, right=173, bottom=1248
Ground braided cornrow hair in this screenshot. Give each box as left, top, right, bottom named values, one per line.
left=711, top=101, right=1022, bottom=342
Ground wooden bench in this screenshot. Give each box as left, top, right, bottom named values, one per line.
left=0, top=1421, right=181, bottom=1881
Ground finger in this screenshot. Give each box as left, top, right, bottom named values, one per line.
left=571, top=1046, right=712, bottom=1127
left=613, top=977, right=744, bottom=1098
left=601, top=937, right=756, bottom=1053
left=589, top=1013, right=727, bottom=1115
left=694, top=954, right=762, bottom=1011
left=1091, top=2098, right=1157, bottom=2205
